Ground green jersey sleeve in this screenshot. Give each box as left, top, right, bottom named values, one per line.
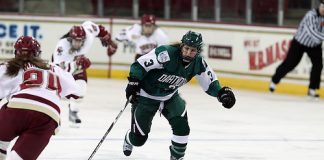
left=195, top=58, right=222, bottom=97
left=129, top=62, right=146, bottom=80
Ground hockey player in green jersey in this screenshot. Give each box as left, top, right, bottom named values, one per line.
left=123, top=31, right=236, bottom=160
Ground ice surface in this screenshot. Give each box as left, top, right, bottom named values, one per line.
left=32, top=78, right=324, bottom=160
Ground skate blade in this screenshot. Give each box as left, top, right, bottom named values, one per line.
left=307, top=96, right=319, bottom=101
left=68, top=121, right=81, bottom=128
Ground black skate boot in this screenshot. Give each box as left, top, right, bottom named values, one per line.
left=123, top=131, right=133, bottom=156
left=69, top=105, right=81, bottom=124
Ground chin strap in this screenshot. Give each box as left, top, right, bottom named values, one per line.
left=182, top=60, right=190, bottom=66
left=181, top=54, right=196, bottom=64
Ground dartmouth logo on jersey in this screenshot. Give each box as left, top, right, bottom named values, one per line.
left=157, top=74, right=187, bottom=89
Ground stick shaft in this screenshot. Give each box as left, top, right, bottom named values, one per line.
left=88, top=97, right=131, bottom=160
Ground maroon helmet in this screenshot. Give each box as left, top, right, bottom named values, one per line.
left=69, top=26, right=86, bottom=40
left=141, top=14, right=156, bottom=25
left=14, top=36, right=41, bottom=57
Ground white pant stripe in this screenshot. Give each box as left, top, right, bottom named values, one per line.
left=0, top=141, right=9, bottom=151
left=172, top=135, right=189, bottom=144
left=181, top=107, right=187, bottom=117
left=134, top=109, right=145, bottom=136
left=6, top=150, right=23, bottom=160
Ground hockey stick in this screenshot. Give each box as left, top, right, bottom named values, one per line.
left=88, top=96, right=132, bottom=160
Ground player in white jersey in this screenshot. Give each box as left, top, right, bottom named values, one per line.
left=52, top=21, right=117, bottom=124
left=0, top=36, right=83, bottom=160
left=115, top=14, right=169, bottom=60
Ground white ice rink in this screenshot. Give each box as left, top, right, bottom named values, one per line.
left=35, top=78, right=324, bottom=160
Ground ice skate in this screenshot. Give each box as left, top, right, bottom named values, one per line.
left=170, top=155, right=184, bottom=160
left=69, top=105, right=81, bottom=124
left=123, top=131, right=133, bottom=156
left=269, top=81, right=276, bottom=93
left=308, top=89, right=319, bottom=100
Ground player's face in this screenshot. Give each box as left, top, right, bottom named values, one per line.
left=71, top=39, right=83, bottom=50
left=320, top=4, right=324, bottom=16
left=142, top=24, right=154, bottom=36
left=181, top=45, right=198, bottom=60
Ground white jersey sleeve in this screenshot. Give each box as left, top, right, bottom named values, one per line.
left=115, top=24, right=141, bottom=42
left=52, top=39, right=77, bottom=74
left=82, top=21, right=100, bottom=36
left=78, top=21, right=101, bottom=55
left=154, top=28, right=169, bottom=46
left=0, top=64, right=21, bottom=100
left=52, top=65, right=81, bottom=98
left=115, top=28, right=128, bottom=42
left=195, top=59, right=218, bottom=92
left=52, top=39, right=73, bottom=64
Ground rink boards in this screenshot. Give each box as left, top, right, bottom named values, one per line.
left=0, top=15, right=323, bottom=97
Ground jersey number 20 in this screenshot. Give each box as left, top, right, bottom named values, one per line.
left=20, top=69, right=62, bottom=95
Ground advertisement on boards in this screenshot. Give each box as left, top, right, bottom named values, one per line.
left=1, top=15, right=322, bottom=79
left=0, top=23, right=43, bottom=59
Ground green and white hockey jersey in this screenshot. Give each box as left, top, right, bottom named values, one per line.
left=129, top=45, right=222, bottom=101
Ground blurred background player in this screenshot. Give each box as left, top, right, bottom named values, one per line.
left=269, top=0, right=324, bottom=98
left=0, top=36, right=82, bottom=160
left=115, top=14, right=169, bottom=60
left=122, top=31, right=236, bottom=160
left=52, top=21, right=117, bottom=124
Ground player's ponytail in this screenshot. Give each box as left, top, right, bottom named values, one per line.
left=60, top=32, right=70, bottom=40
left=5, top=56, right=49, bottom=77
